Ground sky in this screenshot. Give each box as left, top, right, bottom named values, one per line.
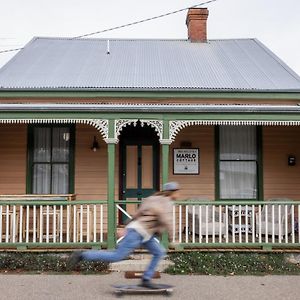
left=0, top=0, right=300, bottom=75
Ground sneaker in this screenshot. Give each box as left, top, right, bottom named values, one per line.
left=139, top=279, right=159, bottom=289
left=67, top=251, right=83, bottom=269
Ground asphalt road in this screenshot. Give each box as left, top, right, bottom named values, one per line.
left=0, top=272, right=299, bottom=300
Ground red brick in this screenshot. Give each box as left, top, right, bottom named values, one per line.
left=186, top=8, right=209, bottom=42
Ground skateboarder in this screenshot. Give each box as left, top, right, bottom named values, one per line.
left=68, top=182, right=180, bottom=289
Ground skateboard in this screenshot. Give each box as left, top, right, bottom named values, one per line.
left=112, top=283, right=174, bottom=297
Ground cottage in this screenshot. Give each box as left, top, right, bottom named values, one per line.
left=0, top=8, right=300, bottom=250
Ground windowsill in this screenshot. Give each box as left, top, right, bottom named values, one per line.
left=0, top=194, right=76, bottom=201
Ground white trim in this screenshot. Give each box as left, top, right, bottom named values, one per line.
left=92, top=119, right=109, bottom=139
left=2, top=118, right=300, bottom=143
left=0, top=118, right=109, bottom=139
left=115, top=119, right=138, bottom=139
left=140, top=120, right=163, bottom=140
left=114, top=119, right=163, bottom=142
left=169, top=120, right=300, bottom=140
left=104, top=138, right=118, bottom=144
left=160, top=139, right=172, bottom=145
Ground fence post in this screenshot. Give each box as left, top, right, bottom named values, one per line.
left=106, top=120, right=117, bottom=249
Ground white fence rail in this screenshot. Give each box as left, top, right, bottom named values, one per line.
left=0, top=200, right=299, bottom=248
left=115, top=200, right=300, bottom=248
left=0, top=202, right=107, bottom=245
left=172, top=201, right=299, bottom=246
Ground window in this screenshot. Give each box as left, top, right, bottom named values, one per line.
left=218, top=126, right=258, bottom=200
left=28, top=125, right=74, bottom=194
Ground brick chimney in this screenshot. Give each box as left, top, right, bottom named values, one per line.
left=186, top=8, right=209, bottom=42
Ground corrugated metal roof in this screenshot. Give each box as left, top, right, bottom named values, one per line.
left=0, top=37, right=299, bottom=92
left=1, top=103, right=300, bottom=113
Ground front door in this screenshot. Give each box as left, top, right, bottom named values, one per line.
left=119, top=124, right=159, bottom=222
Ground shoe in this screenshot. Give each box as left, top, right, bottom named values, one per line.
left=67, top=251, right=83, bottom=269
left=139, top=279, right=159, bottom=289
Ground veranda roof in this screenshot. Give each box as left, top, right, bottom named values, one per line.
left=1, top=103, right=300, bottom=113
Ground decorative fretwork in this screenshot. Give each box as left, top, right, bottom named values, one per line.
left=114, top=119, right=163, bottom=141
left=2, top=118, right=300, bottom=143
left=115, top=119, right=138, bottom=139
left=169, top=120, right=300, bottom=141
left=91, top=119, right=109, bottom=139
left=0, top=118, right=109, bottom=139
left=140, top=120, right=163, bottom=140
left=169, top=120, right=199, bottom=141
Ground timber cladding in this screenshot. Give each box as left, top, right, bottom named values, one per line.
left=167, top=125, right=215, bottom=201
left=1, top=123, right=300, bottom=203
left=75, top=124, right=108, bottom=200
left=74, top=124, right=119, bottom=201
left=263, top=126, right=300, bottom=200
left=0, top=124, right=27, bottom=194
left=0, top=123, right=111, bottom=200
left=0, top=124, right=216, bottom=200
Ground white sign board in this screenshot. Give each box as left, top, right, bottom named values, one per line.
left=173, top=148, right=199, bottom=174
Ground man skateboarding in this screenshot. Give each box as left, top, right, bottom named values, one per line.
left=68, top=182, right=180, bottom=289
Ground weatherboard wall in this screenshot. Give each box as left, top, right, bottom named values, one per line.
left=0, top=124, right=300, bottom=202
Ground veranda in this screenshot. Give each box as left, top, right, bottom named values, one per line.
left=1, top=103, right=300, bottom=251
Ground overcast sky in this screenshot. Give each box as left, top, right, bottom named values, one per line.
left=0, top=0, right=299, bottom=75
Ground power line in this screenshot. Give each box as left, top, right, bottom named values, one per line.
left=0, top=0, right=217, bottom=55
left=74, top=0, right=217, bottom=39
left=0, top=47, right=24, bottom=54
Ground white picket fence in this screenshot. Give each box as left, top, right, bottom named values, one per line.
left=0, top=200, right=299, bottom=248
left=0, top=202, right=107, bottom=244
left=117, top=200, right=300, bottom=247
left=172, top=201, right=299, bottom=246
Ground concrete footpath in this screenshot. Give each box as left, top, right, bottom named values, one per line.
left=0, top=272, right=299, bottom=300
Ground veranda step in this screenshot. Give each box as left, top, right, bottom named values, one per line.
left=109, top=258, right=174, bottom=272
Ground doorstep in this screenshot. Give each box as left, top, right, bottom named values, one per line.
left=109, top=258, right=174, bottom=272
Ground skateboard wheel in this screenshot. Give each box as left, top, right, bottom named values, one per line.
left=114, top=291, right=123, bottom=298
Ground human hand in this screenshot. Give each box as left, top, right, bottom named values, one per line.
left=117, top=227, right=127, bottom=238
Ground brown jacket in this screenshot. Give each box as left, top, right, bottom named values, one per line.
left=128, top=195, right=173, bottom=236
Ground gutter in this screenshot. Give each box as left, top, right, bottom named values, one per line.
left=0, top=91, right=300, bottom=100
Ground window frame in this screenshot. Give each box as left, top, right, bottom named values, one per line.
left=215, top=125, right=263, bottom=201
left=26, top=124, right=75, bottom=194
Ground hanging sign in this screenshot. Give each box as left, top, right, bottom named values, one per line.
left=173, top=148, right=199, bottom=174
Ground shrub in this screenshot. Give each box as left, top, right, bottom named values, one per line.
left=165, top=252, right=300, bottom=275
left=0, top=252, right=109, bottom=273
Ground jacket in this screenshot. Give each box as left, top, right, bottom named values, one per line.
left=127, top=195, right=173, bottom=237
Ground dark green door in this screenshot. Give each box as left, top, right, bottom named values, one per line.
left=121, top=142, right=159, bottom=200
left=119, top=123, right=159, bottom=224
left=119, top=123, right=159, bottom=222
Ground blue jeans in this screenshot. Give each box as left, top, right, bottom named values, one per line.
left=81, top=229, right=166, bottom=281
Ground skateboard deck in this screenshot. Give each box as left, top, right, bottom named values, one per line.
left=112, top=283, right=173, bottom=297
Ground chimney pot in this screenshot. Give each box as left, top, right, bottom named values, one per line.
left=186, top=8, right=209, bottom=42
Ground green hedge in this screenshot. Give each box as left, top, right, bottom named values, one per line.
left=0, top=252, right=108, bottom=273
left=166, top=252, right=300, bottom=275
left=1, top=251, right=300, bottom=275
